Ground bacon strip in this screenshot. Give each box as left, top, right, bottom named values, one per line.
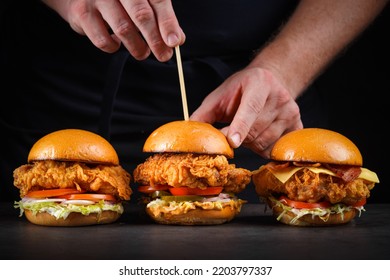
left=324, top=164, right=362, bottom=182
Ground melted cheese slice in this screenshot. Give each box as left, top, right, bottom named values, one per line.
left=270, top=166, right=379, bottom=184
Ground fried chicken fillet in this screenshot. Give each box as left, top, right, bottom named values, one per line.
left=133, top=153, right=251, bottom=194
left=253, top=162, right=376, bottom=205
left=13, top=160, right=132, bottom=200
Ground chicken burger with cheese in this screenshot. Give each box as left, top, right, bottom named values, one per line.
left=133, top=120, right=252, bottom=225
left=13, top=129, right=132, bottom=226
left=252, top=128, right=379, bottom=226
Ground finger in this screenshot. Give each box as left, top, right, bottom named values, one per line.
left=252, top=120, right=303, bottom=159
left=121, top=0, right=173, bottom=62
left=226, top=86, right=267, bottom=149
left=97, top=0, right=151, bottom=59
left=149, top=0, right=186, bottom=47
left=72, top=8, right=121, bottom=53
left=244, top=110, right=303, bottom=158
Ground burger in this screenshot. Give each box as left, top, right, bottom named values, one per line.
left=133, top=120, right=252, bottom=225
left=252, top=128, right=379, bottom=226
left=13, top=129, right=132, bottom=226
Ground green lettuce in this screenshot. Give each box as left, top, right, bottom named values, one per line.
left=268, top=196, right=365, bottom=224
left=14, top=200, right=123, bottom=220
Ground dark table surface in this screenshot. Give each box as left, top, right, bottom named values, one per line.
left=1, top=202, right=389, bottom=260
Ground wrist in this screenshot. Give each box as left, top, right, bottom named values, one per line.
left=248, top=40, right=308, bottom=100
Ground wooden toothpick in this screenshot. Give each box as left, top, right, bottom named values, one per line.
left=175, top=45, right=189, bottom=121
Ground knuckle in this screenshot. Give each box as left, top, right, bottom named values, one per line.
left=283, top=102, right=301, bottom=122
left=93, top=36, right=117, bottom=53
left=69, top=0, right=89, bottom=18
left=67, top=2, right=90, bottom=33
left=275, top=88, right=292, bottom=106
left=148, top=36, right=166, bottom=50
left=149, top=0, right=168, bottom=5
left=234, top=118, right=252, bottom=137
left=131, top=4, right=154, bottom=24
left=113, top=21, right=133, bottom=37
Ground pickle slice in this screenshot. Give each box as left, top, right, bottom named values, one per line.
left=150, top=190, right=171, bottom=199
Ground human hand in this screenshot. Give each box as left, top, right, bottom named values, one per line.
left=190, top=67, right=303, bottom=159
left=42, top=0, right=185, bottom=61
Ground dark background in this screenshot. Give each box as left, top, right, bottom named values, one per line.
left=316, top=5, right=389, bottom=203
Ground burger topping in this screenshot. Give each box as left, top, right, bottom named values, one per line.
left=13, top=160, right=132, bottom=200
left=168, top=186, right=223, bottom=196
left=161, top=195, right=204, bottom=202
left=25, top=188, right=85, bottom=198
left=14, top=197, right=123, bottom=220
left=260, top=162, right=379, bottom=184
left=57, top=193, right=117, bottom=202
left=133, top=153, right=251, bottom=194
left=279, top=196, right=331, bottom=209
left=14, top=188, right=124, bottom=219
left=139, top=184, right=237, bottom=204
left=324, top=164, right=362, bottom=182
left=147, top=196, right=245, bottom=217
left=137, top=185, right=170, bottom=194
left=254, top=163, right=376, bottom=205
left=138, top=185, right=224, bottom=196
left=269, top=196, right=365, bottom=224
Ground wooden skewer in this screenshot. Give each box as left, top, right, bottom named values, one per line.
left=175, top=45, right=189, bottom=121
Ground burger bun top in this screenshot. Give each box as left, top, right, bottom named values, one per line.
left=271, top=128, right=362, bottom=166
left=28, top=129, right=119, bottom=165
left=143, top=120, right=234, bottom=158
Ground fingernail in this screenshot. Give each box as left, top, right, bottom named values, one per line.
left=230, top=133, right=241, bottom=148
left=167, top=33, right=179, bottom=47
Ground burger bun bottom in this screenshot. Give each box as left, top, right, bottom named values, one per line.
left=146, top=206, right=239, bottom=225
left=25, top=210, right=121, bottom=226
left=266, top=198, right=357, bottom=227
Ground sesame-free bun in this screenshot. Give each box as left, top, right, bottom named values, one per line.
left=266, top=198, right=357, bottom=227
left=24, top=209, right=121, bottom=227
left=146, top=205, right=239, bottom=225
left=271, top=128, right=362, bottom=166
left=143, top=120, right=234, bottom=158
left=28, top=129, right=119, bottom=165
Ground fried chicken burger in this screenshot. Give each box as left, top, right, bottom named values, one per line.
left=252, top=128, right=379, bottom=226
left=133, top=120, right=252, bottom=225
left=13, top=129, right=132, bottom=226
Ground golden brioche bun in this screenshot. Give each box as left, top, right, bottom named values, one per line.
left=266, top=198, right=357, bottom=227
left=28, top=129, right=119, bottom=165
left=143, top=120, right=234, bottom=158
left=271, top=128, right=362, bottom=166
left=24, top=209, right=121, bottom=227
left=146, top=205, right=239, bottom=225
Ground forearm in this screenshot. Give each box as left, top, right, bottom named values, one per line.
left=250, top=0, right=388, bottom=99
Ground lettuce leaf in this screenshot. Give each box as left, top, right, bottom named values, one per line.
left=268, top=196, right=365, bottom=224
left=14, top=200, right=123, bottom=220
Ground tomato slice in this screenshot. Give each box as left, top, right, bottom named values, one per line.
left=169, top=186, right=223, bottom=196
left=349, top=198, right=367, bottom=207
left=138, top=185, right=170, bottom=194
left=57, top=193, right=117, bottom=202
left=279, top=196, right=331, bottom=209
left=26, top=188, right=83, bottom=198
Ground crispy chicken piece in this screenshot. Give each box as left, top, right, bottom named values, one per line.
left=254, top=166, right=375, bottom=205
left=13, top=160, right=132, bottom=200
left=133, top=153, right=251, bottom=194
